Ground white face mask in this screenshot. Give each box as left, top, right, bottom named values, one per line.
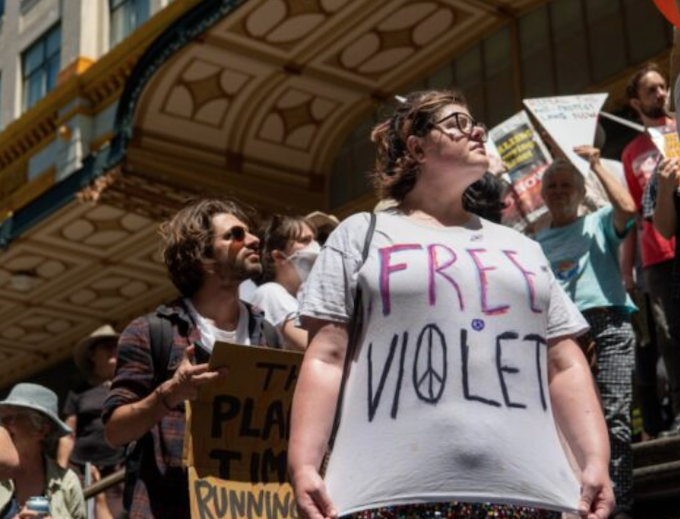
left=287, top=241, right=321, bottom=284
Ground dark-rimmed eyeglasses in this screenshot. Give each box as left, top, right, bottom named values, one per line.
left=432, top=112, right=488, bottom=143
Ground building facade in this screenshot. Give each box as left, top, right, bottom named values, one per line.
left=0, top=0, right=673, bottom=391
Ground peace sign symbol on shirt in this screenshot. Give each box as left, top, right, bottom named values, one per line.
left=412, top=324, right=448, bottom=403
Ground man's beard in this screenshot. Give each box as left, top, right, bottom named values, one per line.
left=640, top=103, right=666, bottom=120
left=232, top=260, right=262, bottom=282
left=220, top=259, right=262, bottom=283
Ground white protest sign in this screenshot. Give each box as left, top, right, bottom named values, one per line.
left=523, top=94, right=608, bottom=177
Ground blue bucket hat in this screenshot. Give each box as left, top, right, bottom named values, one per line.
left=0, top=383, right=71, bottom=436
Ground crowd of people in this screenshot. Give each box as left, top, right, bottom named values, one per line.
left=0, top=62, right=679, bottom=519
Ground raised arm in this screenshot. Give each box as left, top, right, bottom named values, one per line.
left=548, top=336, right=614, bottom=519
left=653, top=157, right=679, bottom=239
left=574, top=145, right=636, bottom=235
left=288, top=319, right=348, bottom=519
left=0, top=425, right=18, bottom=479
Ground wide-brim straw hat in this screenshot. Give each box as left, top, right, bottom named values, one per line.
left=305, top=211, right=340, bottom=231
left=73, top=324, right=119, bottom=377
left=0, top=383, right=71, bottom=436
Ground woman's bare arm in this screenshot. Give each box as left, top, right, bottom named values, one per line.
left=288, top=319, right=348, bottom=519
left=548, top=337, right=614, bottom=519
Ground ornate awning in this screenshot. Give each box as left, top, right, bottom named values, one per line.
left=0, top=0, right=551, bottom=387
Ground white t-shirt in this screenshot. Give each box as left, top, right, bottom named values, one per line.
left=300, top=211, right=588, bottom=515
left=184, top=298, right=252, bottom=351
left=251, top=282, right=299, bottom=330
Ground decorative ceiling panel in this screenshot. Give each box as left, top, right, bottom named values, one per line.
left=0, top=199, right=176, bottom=389
left=29, top=202, right=156, bottom=258
left=128, top=0, right=530, bottom=204
left=0, top=0, right=550, bottom=388
left=135, top=46, right=278, bottom=151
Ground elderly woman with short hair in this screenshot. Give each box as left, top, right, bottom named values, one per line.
left=536, top=146, right=637, bottom=519
left=0, top=383, right=85, bottom=519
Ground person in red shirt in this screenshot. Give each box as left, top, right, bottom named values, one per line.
left=621, top=63, right=680, bottom=437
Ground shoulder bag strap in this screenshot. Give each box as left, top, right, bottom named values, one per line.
left=327, top=212, right=377, bottom=451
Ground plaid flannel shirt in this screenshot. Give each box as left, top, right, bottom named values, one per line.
left=103, top=299, right=273, bottom=519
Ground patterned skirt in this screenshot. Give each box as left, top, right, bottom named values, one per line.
left=347, top=502, right=561, bottom=519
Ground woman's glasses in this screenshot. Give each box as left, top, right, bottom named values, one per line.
left=432, top=112, right=488, bottom=143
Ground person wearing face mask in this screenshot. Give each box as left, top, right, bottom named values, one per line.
left=251, top=215, right=320, bottom=351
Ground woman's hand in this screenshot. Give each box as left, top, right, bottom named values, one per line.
left=292, top=466, right=337, bottom=519
left=577, top=463, right=615, bottom=519
left=573, top=145, right=601, bottom=167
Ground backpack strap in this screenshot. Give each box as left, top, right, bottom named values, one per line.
left=122, top=312, right=175, bottom=514
left=245, top=301, right=282, bottom=349
left=147, top=313, right=175, bottom=385
left=328, top=212, right=377, bottom=451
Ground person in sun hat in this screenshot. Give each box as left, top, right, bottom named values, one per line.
left=304, top=211, right=339, bottom=246
left=0, top=383, right=85, bottom=518
left=0, top=425, right=18, bottom=480
left=58, top=325, right=125, bottom=518
left=59, top=325, right=124, bottom=469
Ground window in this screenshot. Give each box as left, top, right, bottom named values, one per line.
left=0, top=0, right=5, bottom=18
left=22, top=25, right=61, bottom=111
left=110, top=0, right=150, bottom=47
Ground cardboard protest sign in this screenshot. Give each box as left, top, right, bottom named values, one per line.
left=523, top=94, right=608, bottom=177
left=489, top=111, right=552, bottom=232
left=186, top=343, right=303, bottom=519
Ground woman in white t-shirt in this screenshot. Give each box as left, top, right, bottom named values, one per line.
left=251, top=215, right=320, bottom=351
left=288, top=90, right=614, bottom=519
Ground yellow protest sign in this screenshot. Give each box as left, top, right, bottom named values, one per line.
left=186, top=342, right=303, bottom=519
left=648, top=124, right=680, bottom=159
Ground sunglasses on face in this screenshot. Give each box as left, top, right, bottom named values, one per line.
left=432, top=112, right=488, bottom=143
left=224, top=225, right=247, bottom=242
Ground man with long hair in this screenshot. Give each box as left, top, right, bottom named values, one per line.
left=103, top=198, right=279, bottom=519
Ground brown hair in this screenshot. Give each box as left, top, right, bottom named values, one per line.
left=625, top=62, right=665, bottom=101
left=370, top=89, right=468, bottom=201
left=159, top=198, right=253, bottom=296
left=259, top=214, right=316, bottom=284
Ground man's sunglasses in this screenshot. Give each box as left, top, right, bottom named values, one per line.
left=224, top=225, right=247, bottom=242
